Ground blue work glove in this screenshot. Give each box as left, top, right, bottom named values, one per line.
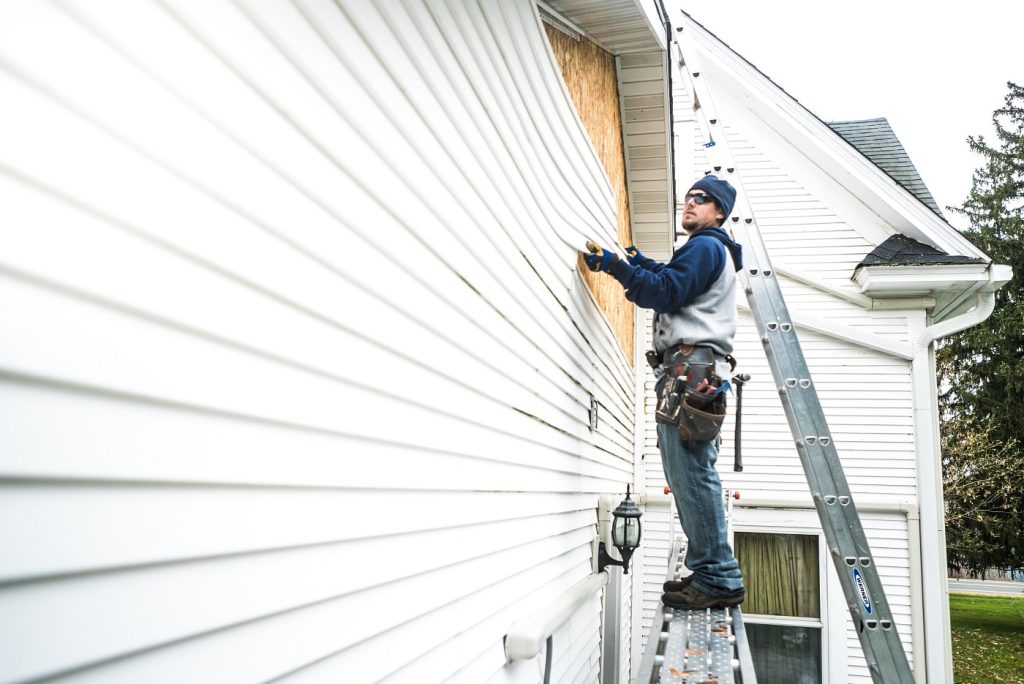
left=583, top=241, right=620, bottom=273
left=624, top=245, right=644, bottom=265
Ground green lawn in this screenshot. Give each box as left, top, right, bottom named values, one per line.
left=950, top=593, right=1024, bottom=683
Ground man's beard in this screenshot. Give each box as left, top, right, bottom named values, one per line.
left=681, top=217, right=702, bottom=234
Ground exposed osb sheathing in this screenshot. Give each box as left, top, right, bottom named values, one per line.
left=545, top=25, right=635, bottom=366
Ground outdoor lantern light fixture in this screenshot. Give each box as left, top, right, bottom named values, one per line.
left=598, top=486, right=642, bottom=574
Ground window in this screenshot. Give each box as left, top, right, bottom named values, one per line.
left=735, top=532, right=823, bottom=684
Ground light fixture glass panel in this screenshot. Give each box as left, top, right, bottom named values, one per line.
left=611, top=515, right=626, bottom=547
left=624, top=518, right=641, bottom=547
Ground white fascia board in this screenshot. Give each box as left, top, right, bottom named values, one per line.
left=853, top=263, right=992, bottom=297
left=681, top=19, right=989, bottom=261
left=854, top=264, right=991, bottom=294
left=855, top=263, right=1012, bottom=324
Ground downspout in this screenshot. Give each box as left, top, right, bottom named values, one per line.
left=910, top=289, right=996, bottom=684
left=905, top=504, right=925, bottom=684
left=912, top=291, right=996, bottom=354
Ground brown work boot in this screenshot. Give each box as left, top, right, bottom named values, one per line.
left=662, top=583, right=745, bottom=609
left=662, top=574, right=694, bottom=593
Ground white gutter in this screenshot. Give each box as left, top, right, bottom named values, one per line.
left=505, top=571, right=609, bottom=663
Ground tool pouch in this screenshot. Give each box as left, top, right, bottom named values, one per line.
left=654, top=345, right=727, bottom=442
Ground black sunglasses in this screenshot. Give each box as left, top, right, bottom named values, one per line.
left=685, top=193, right=715, bottom=206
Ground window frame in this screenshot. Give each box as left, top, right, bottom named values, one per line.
left=731, top=509, right=848, bottom=683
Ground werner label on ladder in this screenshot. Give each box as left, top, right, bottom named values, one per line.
left=667, top=13, right=915, bottom=684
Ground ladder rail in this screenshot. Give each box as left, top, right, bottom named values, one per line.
left=671, top=21, right=915, bottom=683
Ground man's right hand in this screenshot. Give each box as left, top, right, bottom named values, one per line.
left=583, top=241, right=620, bottom=273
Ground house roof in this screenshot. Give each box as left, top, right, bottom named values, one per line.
left=857, top=234, right=984, bottom=268
left=828, top=118, right=945, bottom=218
left=673, top=9, right=1011, bottom=320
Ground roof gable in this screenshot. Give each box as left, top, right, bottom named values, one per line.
left=676, top=10, right=989, bottom=262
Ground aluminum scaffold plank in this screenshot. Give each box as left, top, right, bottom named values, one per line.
left=637, top=537, right=757, bottom=683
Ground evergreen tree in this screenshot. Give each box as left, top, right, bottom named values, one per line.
left=942, top=416, right=1023, bottom=575
left=940, top=81, right=1024, bottom=576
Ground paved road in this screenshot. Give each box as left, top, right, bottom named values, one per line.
left=948, top=579, right=1024, bottom=596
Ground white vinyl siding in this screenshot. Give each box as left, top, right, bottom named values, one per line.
left=724, top=310, right=916, bottom=498
left=636, top=310, right=675, bottom=663
left=0, top=1, right=635, bottom=682
left=638, top=299, right=916, bottom=504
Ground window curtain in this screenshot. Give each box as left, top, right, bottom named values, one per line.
left=736, top=533, right=820, bottom=618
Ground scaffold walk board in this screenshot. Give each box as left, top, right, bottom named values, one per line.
left=637, top=538, right=757, bottom=683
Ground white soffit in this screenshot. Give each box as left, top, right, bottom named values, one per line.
left=543, top=0, right=664, bottom=54
left=677, top=12, right=989, bottom=261
left=619, top=49, right=674, bottom=258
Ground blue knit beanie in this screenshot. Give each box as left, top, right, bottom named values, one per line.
left=689, top=174, right=736, bottom=223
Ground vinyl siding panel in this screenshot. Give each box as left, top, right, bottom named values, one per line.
left=727, top=126, right=877, bottom=281
left=723, top=311, right=916, bottom=498
left=0, top=1, right=635, bottom=681
left=637, top=288, right=916, bottom=506
left=545, top=23, right=636, bottom=366
left=635, top=498, right=674, bottom=665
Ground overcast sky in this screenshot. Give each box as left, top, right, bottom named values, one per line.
left=677, top=0, right=1024, bottom=229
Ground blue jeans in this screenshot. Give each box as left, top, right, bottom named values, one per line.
left=658, top=422, right=744, bottom=595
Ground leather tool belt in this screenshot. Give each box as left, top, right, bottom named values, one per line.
left=651, top=344, right=730, bottom=442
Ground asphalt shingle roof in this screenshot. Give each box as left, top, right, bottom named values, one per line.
left=828, top=118, right=945, bottom=218
left=856, top=234, right=983, bottom=268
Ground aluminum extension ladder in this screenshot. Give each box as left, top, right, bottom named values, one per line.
left=636, top=535, right=757, bottom=683
left=667, top=15, right=916, bottom=684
